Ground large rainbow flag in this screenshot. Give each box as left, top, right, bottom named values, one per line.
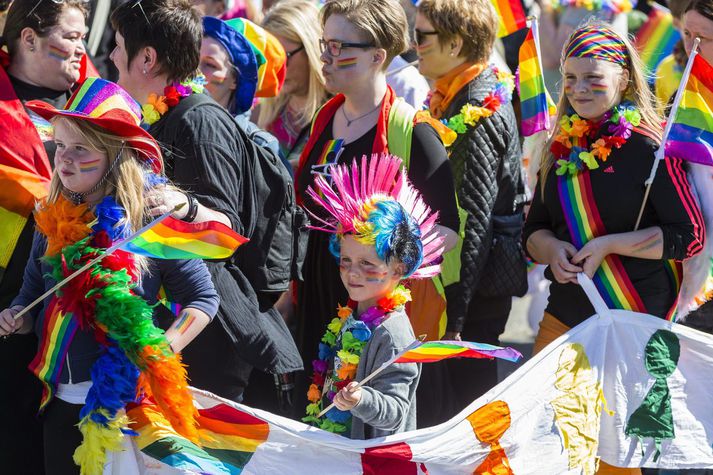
left=122, top=216, right=248, bottom=260
left=665, top=53, right=713, bottom=166
left=634, top=3, right=681, bottom=78
left=491, top=0, right=527, bottom=38
left=518, top=20, right=556, bottom=136
left=395, top=340, right=522, bottom=364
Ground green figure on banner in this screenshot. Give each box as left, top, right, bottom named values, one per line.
left=625, top=329, right=680, bottom=461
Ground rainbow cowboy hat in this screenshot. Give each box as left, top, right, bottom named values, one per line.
left=26, top=77, right=163, bottom=173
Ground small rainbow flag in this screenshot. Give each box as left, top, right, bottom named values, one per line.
left=665, top=53, right=713, bottom=166
left=491, top=0, right=527, bottom=38
left=634, top=3, right=681, bottom=78
left=394, top=341, right=522, bottom=364
left=518, top=20, right=556, bottom=136
left=122, top=216, right=248, bottom=260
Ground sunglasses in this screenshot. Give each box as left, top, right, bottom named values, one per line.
left=286, top=44, right=305, bottom=61
left=319, top=38, right=374, bottom=58
left=413, top=29, right=439, bottom=46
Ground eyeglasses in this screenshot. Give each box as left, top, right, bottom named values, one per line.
left=286, top=44, right=305, bottom=61
left=319, top=38, right=374, bottom=57
left=413, top=29, right=439, bottom=46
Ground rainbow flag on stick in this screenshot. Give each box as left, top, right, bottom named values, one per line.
left=665, top=52, right=713, bottom=166
left=122, top=216, right=248, bottom=260
left=395, top=340, right=523, bottom=363
left=518, top=18, right=556, bottom=136
left=634, top=3, right=681, bottom=78
left=491, top=0, right=527, bottom=38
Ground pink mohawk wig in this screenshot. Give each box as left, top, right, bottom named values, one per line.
left=305, top=153, right=445, bottom=279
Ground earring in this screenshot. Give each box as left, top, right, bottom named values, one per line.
left=142, top=68, right=147, bottom=75
left=30, top=46, right=35, bottom=52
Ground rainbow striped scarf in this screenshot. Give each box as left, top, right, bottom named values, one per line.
left=557, top=171, right=647, bottom=312
left=28, top=298, right=80, bottom=412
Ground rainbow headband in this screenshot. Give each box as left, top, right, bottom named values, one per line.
left=564, top=27, right=628, bottom=66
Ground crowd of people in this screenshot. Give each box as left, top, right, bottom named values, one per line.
left=0, top=0, right=712, bottom=473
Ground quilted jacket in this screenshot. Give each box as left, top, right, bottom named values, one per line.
left=444, top=66, right=524, bottom=333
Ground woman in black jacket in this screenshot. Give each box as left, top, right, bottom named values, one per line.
left=416, top=0, right=526, bottom=413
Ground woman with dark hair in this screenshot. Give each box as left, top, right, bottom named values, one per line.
left=415, top=0, right=526, bottom=415
left=292, top=0, right=459, bottom=416
left=0, top=0, right=89, bottom=471
left=683, top=0, right=713, bottom=63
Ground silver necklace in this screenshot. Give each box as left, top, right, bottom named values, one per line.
left=341, top=103, right=381, bottom=127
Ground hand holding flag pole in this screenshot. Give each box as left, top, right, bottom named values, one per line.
left=316, top=336, right=522, bottom=418
left=11, top=203, right=185, bottom=323
left=634, top=38, right=700, bottom=231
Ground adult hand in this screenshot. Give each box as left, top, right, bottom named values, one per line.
left=145, top=186, right=189, bottom=219
left=571, top=236, right=612, bottom=279
left=0, top=307, right=23, bottom=336
left=333, top=381, right=362, bottom=411
left=549, top=240, right=582, bottom=285
left=443, top=331, right=462, bottom=341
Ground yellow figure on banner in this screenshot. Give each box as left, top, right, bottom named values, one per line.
left=550, top=343, right=613, bottom=475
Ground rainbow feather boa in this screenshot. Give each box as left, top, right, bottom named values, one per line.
left=35, top=196, right=198, bottom=474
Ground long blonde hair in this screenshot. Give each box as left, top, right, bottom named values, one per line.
left=47, top=117, right=162, bottom=272
left=257, top=0, right=328, bottom=129
left=540, top=22, right=663, bottom=194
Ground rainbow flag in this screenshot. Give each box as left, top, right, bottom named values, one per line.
left=665, top=53, right=713, bottom=166
left=395, top=341, right=522, bottom=364
left=634, top=3, right=681, bottom=78
left=558, top=172, right=648, bottom=312
left=129, top=400, right=269, bottom=474
left=491, top=0, right=527, bottom=38
left=518, top=20, right=556, bottom=136
left=28, top=301, right=80, bottom=412
left=122, top=216, right=248, bottom=260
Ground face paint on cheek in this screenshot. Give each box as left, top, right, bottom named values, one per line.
left=79, top=159, right=102, bottom=173
left=564, top=84, right=574, bottom=96
left=364, top=269, right=388, bottom=283
left=48, top=44, right=72, bottom=61
left=336, top=57, right=358, bottom=69
left=591, top=83, right=608, bottom=95
left=416, top=42, right=434, bottom=55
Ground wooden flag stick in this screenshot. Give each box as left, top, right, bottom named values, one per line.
left=634, top=38, right=700, bottom=230
left=316, top=335, right=426, bottom=418
left=10, top=203, right=184, bottom=323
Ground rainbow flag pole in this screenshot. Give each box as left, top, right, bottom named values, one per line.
left=634, top=37, right=701, bottom=230
left=317, top=336, right=522, bottom=417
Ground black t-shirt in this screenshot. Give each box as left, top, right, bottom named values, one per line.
left=523, top=129, right=704, bottom=328
left=296, top=117, right=459, bottom=231
left=0, top=76, right=69, bottom=308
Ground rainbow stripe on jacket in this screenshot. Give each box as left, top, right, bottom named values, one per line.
left=666, top=53, right=713, bottom=166
left=518, top=21, right=556, bottom=136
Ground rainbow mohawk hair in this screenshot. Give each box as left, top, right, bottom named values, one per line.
left=306, top=153, right=445, bottom=279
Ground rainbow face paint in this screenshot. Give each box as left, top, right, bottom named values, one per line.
left=364, top=269, right=389, bottom=283
left=336, top=57, right=358, bottom=69
left=174, top=313, right=196, bottom=335
left=591, top=83, right=608, bottom=95
left=416, top=42, right=435, bottom=55
left=79, top=159, right=102, bottom=173
left=48, top=44, right=72, bottom=61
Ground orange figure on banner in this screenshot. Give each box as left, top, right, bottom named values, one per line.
left=467, top=400, right=514, bottom=475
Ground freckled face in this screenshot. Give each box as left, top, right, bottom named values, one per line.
left=338, top=235, right=402, bottom=309
left=53, top=120, right=109, bottom=194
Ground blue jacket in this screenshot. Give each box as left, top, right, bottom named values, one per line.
left=12, top=232, right=220, bottom=384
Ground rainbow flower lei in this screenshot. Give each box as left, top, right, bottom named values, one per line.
left=552, top=101, right=641, bottom=175
left=303, top=285, right=412, bottom=434
left=549, top=0, right=635, bottom=14
left=418, top=67, right=514, bottom=147
left=142, top=74, right=207, bottom=125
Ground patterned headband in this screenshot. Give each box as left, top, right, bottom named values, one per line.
left=564, top=27, right=628, bottom=66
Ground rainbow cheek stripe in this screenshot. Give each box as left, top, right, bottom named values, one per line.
left=591, top=83, right=608, bottom=95
left=79, top=159, right=102, bottom=173
left=174, top=313, right=196, bottom=335
left=365, top=269, right=388, bottom=283
left=48, top=44, right=72, bottom=61
left=416, top=43, right=434, bottom=55
left=336, top=57, right=358, bottom=69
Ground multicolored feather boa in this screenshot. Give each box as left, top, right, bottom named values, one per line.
left=34, top=195, right=198, bottom=474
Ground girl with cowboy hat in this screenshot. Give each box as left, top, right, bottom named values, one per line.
left=0, top=78, right=219, bottom=475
